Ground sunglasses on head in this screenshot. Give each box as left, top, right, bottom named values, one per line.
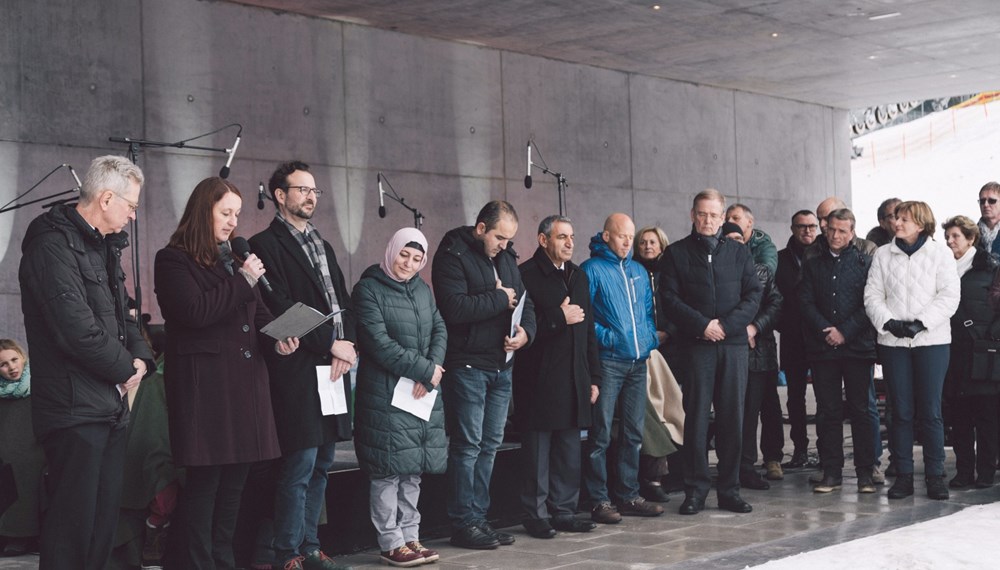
left=981, top=197, right=999, bottom=205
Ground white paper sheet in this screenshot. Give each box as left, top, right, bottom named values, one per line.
left=390, top=377, right=437, bottom=421
left=316, top=366, right=348, bottom=416
left=506, top=291, right=528, bottom=363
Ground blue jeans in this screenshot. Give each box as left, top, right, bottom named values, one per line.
left=585, top=358, right=647, bottom=505
left=880, top=344, right=949, bottom=477
left=273, top=442, right=337, bottom=563
left=444, top=366, right=512, bottom=529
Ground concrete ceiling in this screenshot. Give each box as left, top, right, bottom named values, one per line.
left=227, top=0, right=1000, bottom=110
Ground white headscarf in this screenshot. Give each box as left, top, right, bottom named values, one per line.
left=380, top=227, right=429, bottom=282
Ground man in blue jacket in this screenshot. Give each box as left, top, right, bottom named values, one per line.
left=660, top=189, right=762, bottom=515
left=582, top=213, right=662, bottom=523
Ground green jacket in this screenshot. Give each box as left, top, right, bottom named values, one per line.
left=352, top=264, right=448, bottom=478
left=747, top=228, right=779, bottom=276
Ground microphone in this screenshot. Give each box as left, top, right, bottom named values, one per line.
left=230, top=236, right=273, bottom=293
left=378, top=173, right=386, bottom=218
left=67, top=164, right=83, bottom=190
left=524, top=141, right=532, bottom=189
left=219, top=134, right=241, bottom=179
left=257, top=182, right=265, bottom=210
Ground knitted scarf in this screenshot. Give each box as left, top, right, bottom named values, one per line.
left=0, top=362, right=30, bottom=399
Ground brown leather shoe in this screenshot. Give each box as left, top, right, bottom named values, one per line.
left=618, top=497, right=664, bottom=517
left=591, top=502, right=622, bottom=524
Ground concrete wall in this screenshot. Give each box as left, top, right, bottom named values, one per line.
left=0, top=0, right=850, bottom=342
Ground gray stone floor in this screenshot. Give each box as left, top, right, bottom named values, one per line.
left=4, top=384, right=999, bottom=568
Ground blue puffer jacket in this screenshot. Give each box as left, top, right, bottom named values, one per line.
left=581, top=234, right=659, bottom=361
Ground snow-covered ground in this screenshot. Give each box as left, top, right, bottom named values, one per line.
left=752, top=501, right=1000, bottom=569
left=851, top=99, right=1000, bottom=239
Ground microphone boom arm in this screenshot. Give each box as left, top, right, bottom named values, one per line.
left=378, top=173, right=426, bottom=229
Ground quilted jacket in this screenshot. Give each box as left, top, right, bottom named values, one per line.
left=864, top=238, right=960, bottom=348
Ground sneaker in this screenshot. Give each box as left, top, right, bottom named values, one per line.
left=765, top=461, right=784, bottom=481
left=872, top=465, right=885, bottom=485
left=808, top=471, right=825, bottom=484
left=858, top=474, right=876, bottom=494
left=304, top=549, right=348, bottom=570
left=380, top=545, right=425, bottom=567
left=478, top=521, right=515, bottom=545
left=591, top=501, right=622, bottom=524
left=812, top=474, right=842, bottom=493
left=888, top=473, right=914, bottom=499
left=405, top=541, right=440, bottom=563
left=618, top=496, right=664, bottom=517
left=926, top=476, right=950, bottom=500
left=283, top=556, right=306, bottom=570
left=782, top=450, right=809, bottom=469
left=2, top=537, right=33, bottom=557
left=141, top=523, right=168, bottom=569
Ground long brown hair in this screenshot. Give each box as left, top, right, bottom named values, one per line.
left=167, top=177, right=242, bottom=267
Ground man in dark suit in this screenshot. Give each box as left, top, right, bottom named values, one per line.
left=514, top=215, right=600, bottom=539
left=250, top=160, right=356, bottom=570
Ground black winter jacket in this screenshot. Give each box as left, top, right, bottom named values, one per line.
left=659, top=231, right=762, bottom=345
left=948, top=248, right=1000, bottom=396
left=749, top=265, right=781, bottom=372
left=799, top=239, right=876, bottom=361
left=431, top=226, right=536, bottom=370
left=19, top=204, right=154, bottom=439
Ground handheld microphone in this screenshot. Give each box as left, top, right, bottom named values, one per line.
left=378, top=173, right=386, bottom=218
left=231, top=236, right=273, bottom=293
left=67, top=164, right=83, bottom=190
left=257, top=182, right=265, bottom=210
left=524, top=141, right=532, bottom=189
left=219, top=134, right=241, bottom=179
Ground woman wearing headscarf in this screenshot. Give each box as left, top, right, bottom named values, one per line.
left=154, top=177, right=298, bottom=568
left=0, top=339, right=45, bottom=556
left=353, top=227, right=447, bottom=567
left=864, top=201, right=960, bottom=500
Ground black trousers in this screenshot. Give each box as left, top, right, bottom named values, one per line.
left=782, top=358, right=811, bottom=454
left=520, top=429, right=581, bottom=520
left=39, top=421, right=127, bottom=570
left=168, top=463, right=252, bottom=570
left=812, top=359, right=876, bottom=473
left=741, top=369, right=783, bottom=472
left=951, top=393, right=1000, bottom=479
left=759, top=371, right=785, bottom=463
left=681, top=344, right=748, bottom=500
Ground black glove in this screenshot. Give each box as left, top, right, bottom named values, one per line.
left=883, top=319, right=908, bottom=338
left=901, top=320, right=926, bottom=338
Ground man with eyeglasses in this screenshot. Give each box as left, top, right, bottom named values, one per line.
left=19, top=155, right=155, bottom=568
left=660, top=189, right=762, bottom=515
left=865, top=198, right=901, bottom=247
left=775, top=209, right=823, bottom=473
left=249, top=161, right=356, bottom=570
left=977, top=182, right=1000, bottom=260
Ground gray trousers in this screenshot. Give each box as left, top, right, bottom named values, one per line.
left=369, top=474, right=422, bottom=551
left=520, top=429, right=581, bottom=520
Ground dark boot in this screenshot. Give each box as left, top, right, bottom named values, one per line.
left=926, top=476, right=949, bottom=500
left=888, top=473, right=914, bottom=499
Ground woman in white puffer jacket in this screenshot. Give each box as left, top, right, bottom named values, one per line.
left=864, top=201, right=960, bottom=501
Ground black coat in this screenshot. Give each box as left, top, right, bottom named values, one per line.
left=154, top=246, right=281, bottom=466
left=431, top=226, right=536, bottom=370
left=775, top=238, right=809, bottom=364
left=513, top=247, right=602, bottom=432
left=659, top=231, right=762, bottom=346
left=249, top=219, right=355, bottom=452
left=749, top=265, right=781, bottom=372
left=19, top=204, right=154, bottom=440
left=798, top=239, right=876, bottom=361
left=948, top=248, right=1000, bottom=396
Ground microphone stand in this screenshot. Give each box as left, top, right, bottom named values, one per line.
left=527, top=142, right=569, bottom=216
left=0, top=164, right=81, bottom=214
left=379, top=173, right=426, bottom=229
left=108, top=123, right=241, bottom=323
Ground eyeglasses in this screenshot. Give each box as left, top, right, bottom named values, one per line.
left=113, top=193, right=139, bottom=214
left=793, top=224, right=818, bottom=231
left=694, top=212, right=723, bottom=221
left=980, top=197, right=998, bottom=206
left=287, top=186, right=323, bottom=197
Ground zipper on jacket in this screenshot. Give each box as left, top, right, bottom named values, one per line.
left=619, top=258, right=641, bottom=359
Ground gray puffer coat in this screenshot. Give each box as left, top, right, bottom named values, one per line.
left=353, top=264, right=447, bottom=478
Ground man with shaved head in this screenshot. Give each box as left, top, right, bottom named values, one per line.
left=581, top=213, right=662, bottom=523
left=660, top=189, right=762, bottom=515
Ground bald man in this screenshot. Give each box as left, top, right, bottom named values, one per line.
left=581, top=213, right=662, bottom=523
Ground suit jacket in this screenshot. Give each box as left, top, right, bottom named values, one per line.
left=154, top=246, right=281, bottom=467
left=250, top=218, right=355, bottom=452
